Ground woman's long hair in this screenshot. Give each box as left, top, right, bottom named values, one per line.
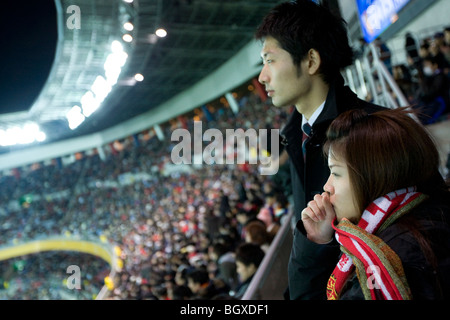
left=324, top=107, right=448, bottom=214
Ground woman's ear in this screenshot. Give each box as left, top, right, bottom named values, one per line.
left=307, top=48, right=321, bottom=75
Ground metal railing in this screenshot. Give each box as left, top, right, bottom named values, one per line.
left=344, top=43, right=410, bottom=109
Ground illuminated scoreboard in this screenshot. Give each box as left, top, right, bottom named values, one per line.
left=356, top=0, right=411, bottom=43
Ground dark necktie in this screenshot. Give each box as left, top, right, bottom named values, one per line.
left=302, top=122, right=312, bottom=162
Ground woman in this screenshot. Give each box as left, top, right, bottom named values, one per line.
left=302, top=107, right=450, bottom=300
left=244, top=220, right=272, bottom=253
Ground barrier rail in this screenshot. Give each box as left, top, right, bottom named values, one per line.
left=344, top=43, right=410, bottom=109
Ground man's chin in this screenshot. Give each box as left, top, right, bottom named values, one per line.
left=270, top=99, right=286, bottom=108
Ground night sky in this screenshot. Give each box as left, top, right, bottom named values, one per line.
left=0, top=1, right=57, bottom=114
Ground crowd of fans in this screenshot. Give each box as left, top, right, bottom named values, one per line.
left=355, top=25, right=450, bottom=125
left=0, top=251, right=109, bottom=300
left=0, top=89, right=291, bottom=300
left=391, top=26, right=450, bottom=123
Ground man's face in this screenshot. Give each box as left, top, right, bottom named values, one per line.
left=445, top=30, right=450, bottom=45
left=187, top=278, right=200, bottom=293
left=236, top=261, right=256, bottom=282
left=258, top=36, right=312, bottom=108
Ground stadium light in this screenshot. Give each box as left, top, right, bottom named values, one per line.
left=67, top=105, right=85, bottom=130
left=123, top=22, right=134, bottom=31
left=91, top=76, right=112, bottom=102
left=104, top=52, right=128, bottom=86
left=20, top=123, right=41, bottom=144
left=122, top=34, right=133, bottom=42
left=0, top=129, right=7, bottom=147
left=81, top=91, right=101, bottom=118
left=36, top=131, right=46, bottom=142
left=111, top=40, right=124, bottom=54
left=0, top=123, right=46, bottom=146
left=155, top=28, right=167, bottom=38
left=2, top=128, right=18, bottom=146
left=66, top=40, right=128, bottom=130
left=134, top=73, right=144, bottom=82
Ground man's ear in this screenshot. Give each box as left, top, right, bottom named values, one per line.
left=307, top=48, right=321, bottom=75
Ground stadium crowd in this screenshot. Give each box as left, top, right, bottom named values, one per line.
left=0, top=88, right=291, bottom=300
left=383, top=26, right=450, bottom=123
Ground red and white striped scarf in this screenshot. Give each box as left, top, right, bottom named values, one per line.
left=326, top=187, right=428, bottom=300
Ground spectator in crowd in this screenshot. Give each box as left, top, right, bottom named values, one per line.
left=444, top=26, right=450, bottom=48
left=186, top=267, right=224, bottom=300
left=393, top=64, right=416, bottom=103
left=428, top=32, right=450, bottom=73
left=301, top=107, right=450, bottom=299
left=374, top=37, right=393, bottom=74
left=255, top=0, right=386, bottom=300
left=172, top=264, right=193, bottom=300
left=209, top=241, right=238, bottom=291
left=405, top=32, right=420, bottom=65
left=256, top=191, right=279, bottom=236
left=204, top=207, right=223, bottom=243
left=232, top=243, right=265, bottom=299
left=235, top=208, right=264, bottom=241
left=244, top=220, right=272, bottom=253
left=419, top=41, right=431, bottom=59
left=273, top=191, right=290, bottom=226
left=170, top=283, right=193, bottom=300
left=414, top=55, right=450, bottom=123
left=218, top=189, right=231, bottom=219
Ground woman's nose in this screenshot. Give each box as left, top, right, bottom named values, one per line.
left=323, top=176, right=334, bottom=195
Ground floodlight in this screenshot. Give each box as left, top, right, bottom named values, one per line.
left=67, top=105, right=85, bottom=130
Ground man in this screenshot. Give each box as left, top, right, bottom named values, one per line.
left=233, top=242, right=265, bottom=299
left=209, top=241, right=239, bottom=291
left=255, top=0, right=386, bottom=299
left=186, top=267, right=225, bottom=300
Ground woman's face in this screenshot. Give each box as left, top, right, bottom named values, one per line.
left=323, top=151, right=360, bottom=223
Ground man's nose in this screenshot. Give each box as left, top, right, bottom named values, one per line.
left=258, top=65, right=269, bottom=85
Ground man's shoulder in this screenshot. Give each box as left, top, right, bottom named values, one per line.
left=335, top=85, right=387, bottom=116
left=357, top=99, right=387, bottom=113
left=338, top=87, right=387, bottom=114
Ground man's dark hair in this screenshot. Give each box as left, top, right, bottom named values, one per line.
left=255, top=0, right=354, bottom=84
left=235, top=243, right=265, bottom=267
left=423, top=55, right=439, bottom=66
left=212, top=242, right=229, bottom=258
left=187, top=268, right=210, bottom=285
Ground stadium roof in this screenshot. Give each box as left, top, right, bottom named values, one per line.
left=0, top=0, right=283, bottom=154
